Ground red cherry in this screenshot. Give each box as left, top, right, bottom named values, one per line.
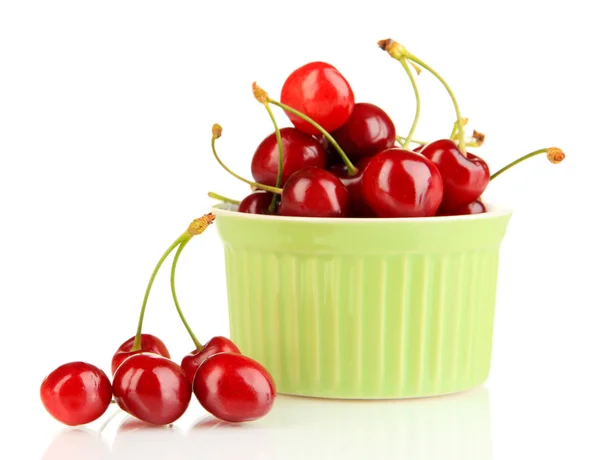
left=329, top=102, right=396, bottom=160
left=362, top=148, right=444, bottom=217
left=437, top=199, right=486, bottom=216
left=280, top=61, right=355, bottom=135
left=251, top=127, right=326, bottom=187
left=278, top=167, right=350, bottom=218
left=111, top=333, right=170, bottom=375
left=193, top=352, right=276, bottom=423
left=413, top=144, right=425, bottom=153
left=238, top=190, right=274, bottom=215
left=330, top=157, right=376, bottom=217
left=40, top=362, right=112, bottom=426
left=112, top=353, right=191, bottom=426
left=420, top=139, right=490, bottom=212
left=181, top=336, right=241, bottom=385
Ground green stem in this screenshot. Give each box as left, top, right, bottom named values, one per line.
left=262, top=103, right=284, bottom=213
left=170, top=238, right=203, bottom=350
left=397, top=135, right=483, bottom=149
left=211, top=132, right=282, bottom=194
left=450, top=120, right=459, bottom=140
left=207, top=191, right=240, bottom=205
left=490, top=148, right=555, bottom=180
left=267, top=98, right=358, bottom=176
left=404, top=53, right=466, bottom=154
left=398, top=57, right=421, bottom=148
left=396, top=135, right=427, bottom=146
left=131, top=233, right=188, bottom=351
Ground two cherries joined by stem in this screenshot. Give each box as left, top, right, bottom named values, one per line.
left=169, top=224, right=276, bottom=423
left=41, top=214, right=275, bottom=427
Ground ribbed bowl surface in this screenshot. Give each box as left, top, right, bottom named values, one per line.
left=212, top=204, right=511, bottom=399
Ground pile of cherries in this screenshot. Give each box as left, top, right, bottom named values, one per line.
left=40, top=214, right=276, bottom=427
left=210, top=39, right=564, bottom=218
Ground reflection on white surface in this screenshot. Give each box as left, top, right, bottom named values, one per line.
left=42, top=387, right=492, bottom=460
left=112, top=420, right=187, bottom=460
left=41, top=427, right=111, bottom=460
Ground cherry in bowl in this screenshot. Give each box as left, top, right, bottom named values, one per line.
left=362, top=147, right=444, bottom=218
left=251, top=127, right=326, bottom=187
left=278, top=167, right=350, bottom=218
left=238, top=190, right=275, bottom=215
left=329, top=102, right=396, bottom=161
left=280, top=61, right=355, bottom=135
left=420, top=139, right=490, bottom=213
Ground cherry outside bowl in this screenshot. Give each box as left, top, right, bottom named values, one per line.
left=211, top=203, right=512, bottom=399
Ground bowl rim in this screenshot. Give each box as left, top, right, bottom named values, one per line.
left=210, top=202, right=513, bottom=224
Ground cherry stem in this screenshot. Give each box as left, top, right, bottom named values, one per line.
left=490, top=147, right=565, bottom=180
left=450, top=118, right=471, bottom=142
left=168, top=214, right=215, bottom=350
left=396, top=135, right=484, bottom=149
left=261, top=103, right=283, bottom=213
left=450, top=121, right=458, bottom=140
left=266, top=97, right=359, bottom=176
left=170, top=237, right=203, bottom=350
left=398, top=57, right=421, bottom=147
left=408, top=55, right=465, bottom=154
left=131, top=233, right=188, bottom=351
left=210, top=124, right=282, bottom=194
left=378, top=39, right=467, bottom=156
left=208, top=191, right=240, bottom=205
left=131, top=214, right=216, bottom=351
left=396, top=135, right=426, bottom=146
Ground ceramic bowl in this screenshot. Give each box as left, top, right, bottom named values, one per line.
left=211, top=203, right=512, bottom=399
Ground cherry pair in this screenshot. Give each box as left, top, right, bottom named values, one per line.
left=110, top=339, right=273, bottom=425
left=40, top=214, right=276, bottom=427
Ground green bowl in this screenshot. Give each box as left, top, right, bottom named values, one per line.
left=211, top=203, right=512, bottom=399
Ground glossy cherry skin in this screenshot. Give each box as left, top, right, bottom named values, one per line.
left=181, top=336, right=241, bottom=385
left=330, top=157, right=376, bottom=217
left=251, top=127, right=326, bottom=187
left=112, top=353, right=191, bottom=425
left=193, top=352, right=276, bottom=423
left=420, top=139, right=490, bottom=212
left=437, top=199, right=486, bottom=216
left=362, top=148, right=444, bottom=217
left=329, top=102, right=396, bottom=160
left=238, top=190, right=274, bottom=215
left=280, top=61, right=355, bottom=135
left=278, top=167, right=350, bottom=218
left=111, top=333, right=170, bottom=375
left=40, top=362, right=112, bottom=426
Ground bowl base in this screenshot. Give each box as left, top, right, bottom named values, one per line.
left=275, top=381, right=488, bottom=401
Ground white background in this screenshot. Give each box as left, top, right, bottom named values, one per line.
left=1, top=1, right=599, bottom=458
